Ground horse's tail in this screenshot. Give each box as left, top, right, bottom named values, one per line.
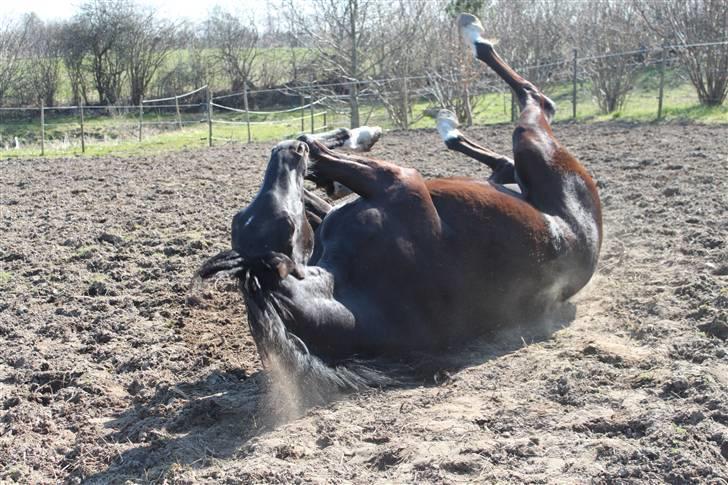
left=194, top=250, right=394, bottom=403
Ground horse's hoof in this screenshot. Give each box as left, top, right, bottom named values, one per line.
left=436, top=109, right=461, bottom=142
left=457, top=14, right=485, bottom=46
left=345, top=126, right=382, bottom=152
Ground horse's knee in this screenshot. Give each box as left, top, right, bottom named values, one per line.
left=512, top=124, right=557, bottom=168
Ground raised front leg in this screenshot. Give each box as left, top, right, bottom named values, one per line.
left=306, top=126, right=383, bottom=152
left=436, top=109, right=516, bottom=185
left=301, top=136, right=404, bottom=200
left=304, top=188, right=331, bottom=230
left=300, top=135, right=442, bottom=235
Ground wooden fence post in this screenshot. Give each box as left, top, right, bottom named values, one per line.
left=300, top=95, right=305, bottom=132
left=80, top=104, right=85, bottom=153
left=572, top=48, right=578, bottom=120
left=207, top=88, right=213, bottom=147
left=510, top=90, right=516, bottom=122
left=310, top=93, right=315, bottom=132
left=657, top=45, right=666, bottom=120
left=175, top=95, right=182, bottom=129
left=323, top=111, right=327, bottom=129
left=138, top=97, right=143, bottom=142
left=243, top=82, right=251, bottom=143
left=40, top=102, right=45, bottom=156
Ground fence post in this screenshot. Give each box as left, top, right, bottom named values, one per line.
left=138, top=97, right=143, bottom=142
left=510, top=90, right=516, bottom=122
left=310, top=93, right=315, bottom=132
left=300, top=94, right=305, bottom=132
left=323, top=111, right=327, bottom=129
left=80, top=103, right=85, bottom=154
left=207, top=88, right=213, bottom=148
left=243, top=82, right=251, bottom=143
left=40, top=101, right=45, bottom=156
left=572, top=48, right=578, bottom=120
left=657, top=45, right=666, bottom=120
left=175, top=95, right=182, bottom=129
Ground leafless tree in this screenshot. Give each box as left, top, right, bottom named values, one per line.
left=25, top=15, right=62, bottom=107
left=482, top=0, right=575, bottom=88
left=0, top=15, right=32, bottom=106
left=154, top=25, right=207, bottom=98
left=579, top=1, right=649, bottom=114
left=58, top=21, right=90, bottom=106
left=426, top=4, right=489, bottom=126
left=208, top=8, right=259, bottom=94
left=639, top=0, right=728, bottom=106
left=365, top=0, right=433, bottom=129
left=286, top=0, right=403, bottom=128
left=74, top=0, right=135, bottom=105
left=127, top=11, right=176, bottom=105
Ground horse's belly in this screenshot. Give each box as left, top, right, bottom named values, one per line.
left=318, top=198, right=423, bottom=266
left=312, top=186, right=578, bottom=350
left=315, top=198, right=443, bottom=345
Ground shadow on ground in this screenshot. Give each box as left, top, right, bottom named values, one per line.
left=84, top=303, right=575, bottom=483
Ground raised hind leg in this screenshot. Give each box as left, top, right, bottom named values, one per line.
left=436, top=109, right=516, bottom=186
left=458, top=13, right=568, bottom=202
left=458, top=14, right=556, bottom=124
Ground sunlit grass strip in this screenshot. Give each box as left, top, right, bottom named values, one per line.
left=1, top=72, right=726, bottom=159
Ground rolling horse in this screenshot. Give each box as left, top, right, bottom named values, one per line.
left=197, top=14, right=602, bottom=393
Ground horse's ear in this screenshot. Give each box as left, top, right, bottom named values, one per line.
left=268, top=253, right=304, bottom=280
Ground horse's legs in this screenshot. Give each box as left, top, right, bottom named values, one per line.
left=458, top=13, right=571, bottom=202
left=300, top=126, right=381, bottom=200
left=300, top=136, right=399, bottom=200
left=304, top=188, right=331, bottom=230
left=458, top=14, right=556, bottom=124
left=300, top=135, right=442, bottom=232
left=305, top=126, right=383, bottom=152
left=436, top=109, right=516, bottom=185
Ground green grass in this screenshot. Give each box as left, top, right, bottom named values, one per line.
left=1, top=65, right=726, bottom=159
left=0, top=271, right=12, bottom=286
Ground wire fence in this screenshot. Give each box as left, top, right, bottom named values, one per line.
left=0, top=41, right=726, bottom=157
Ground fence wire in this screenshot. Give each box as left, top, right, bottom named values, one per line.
left=1, top=40, right=726, bottom=156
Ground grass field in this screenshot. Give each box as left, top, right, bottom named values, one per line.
left=1, top=66, right=726, bottom=159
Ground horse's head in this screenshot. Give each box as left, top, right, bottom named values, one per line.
left=231, top=140, right=313, bottom=266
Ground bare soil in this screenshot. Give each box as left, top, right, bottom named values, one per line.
left=1, top=122, right=727, bottom=484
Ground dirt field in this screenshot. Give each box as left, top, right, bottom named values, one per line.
left=1, top=122, right=727, bottom=484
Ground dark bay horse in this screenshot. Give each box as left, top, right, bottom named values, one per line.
left=197, top=14, right=602, bottom=393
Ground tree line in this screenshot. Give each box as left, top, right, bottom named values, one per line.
left=0, top=0, right=726, bottom=127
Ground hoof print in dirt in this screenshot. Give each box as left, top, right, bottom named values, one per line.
left=87, top=280, right=109, bottom=297
left=441, top=458, right=482, bottom=475
left=274, top=444, right=306, bottom=460
left=98, top=232, right=124, bottom=246
left=699, top=319, right=728, bottom=340
left=367, top=447, right=405, bottom=470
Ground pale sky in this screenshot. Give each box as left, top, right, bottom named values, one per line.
left=0, top=0, right=274, bottom=23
